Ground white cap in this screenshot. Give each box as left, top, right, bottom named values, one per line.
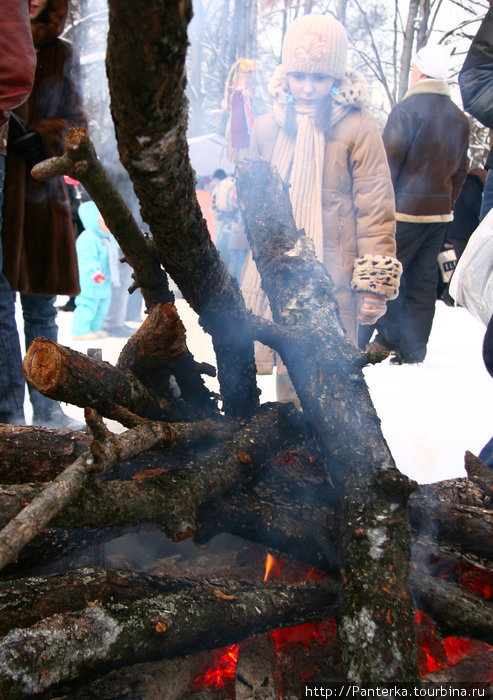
left=414, top=44, right=451, bottom=80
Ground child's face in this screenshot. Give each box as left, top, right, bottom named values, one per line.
left=287, top=72, right=335, bottom=108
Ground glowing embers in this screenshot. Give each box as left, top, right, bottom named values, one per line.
left=192, top=644, right=240, bottom=694
left=414, top=610, right=491, bottom=676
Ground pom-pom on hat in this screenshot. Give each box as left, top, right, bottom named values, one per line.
left=414, top=44, right=451, bottom=80
left=281, top=14, right=348, bottom=80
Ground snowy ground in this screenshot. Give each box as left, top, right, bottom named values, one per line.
left=17, top=295, right=492, bottom=486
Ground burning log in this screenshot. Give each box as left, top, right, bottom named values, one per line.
left=235, top=159, right=419, bottom=681
left=0, top=567, right=339, bottom=697
left=0, top=403, right=303, bottom=570
left=0, top=408, right=238, bottom=572
left=2, top=0, right=490, bottom=688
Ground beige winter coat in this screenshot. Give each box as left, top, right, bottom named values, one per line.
left=241, top=70, right=396, bottom=371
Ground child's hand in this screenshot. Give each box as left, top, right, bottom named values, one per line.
left=359, top=293, right=387, bottom=324
left=91, top=270, right=106, bottom=284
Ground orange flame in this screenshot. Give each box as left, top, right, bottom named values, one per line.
left=264, top=552, right=277, bottom=582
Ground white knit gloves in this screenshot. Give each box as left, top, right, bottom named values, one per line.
left=359, top=293, right=387, bottom=324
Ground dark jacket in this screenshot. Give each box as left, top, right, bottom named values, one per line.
left=446, top=169, right=486, bottom=246
left=383, top=79, right=469, bottom=222
left=459, top=7, right=493, bottom=169
left=0, top=0, right=36, bottom=154
left=2, top=0, right=87, bottom=296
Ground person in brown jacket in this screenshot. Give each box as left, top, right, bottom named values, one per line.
left=364, top=44, right=469, bottom=364
left=0, top=0, right=36, bottom=425
left=240, top=13, right=401, bottom=403
left=2, top=0, right=87, bottom=428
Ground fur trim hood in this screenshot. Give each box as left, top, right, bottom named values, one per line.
left=268, top=65, right=368, bottom=126
left=31, top=0, right=68, bottom=48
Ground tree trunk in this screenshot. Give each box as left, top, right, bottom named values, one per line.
left=105, top=0, right=259, bottom=420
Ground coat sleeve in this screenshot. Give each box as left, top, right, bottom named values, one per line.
left=29, top=41, right=87, bottom=157
left=0, top=0, right=36, bottom=127
left=350, top=113, right=396, bottom=258
left=459, top=7, right=493, bottom=129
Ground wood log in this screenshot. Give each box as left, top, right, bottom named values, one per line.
left=0, top=403, right=303, bottom=545
left=0, top=568, right=339, bottom=697
left=0, top=424, right=91, bottom=484
left=0, top=412, right=237, bottom=572
left=23, top=338, right=188, bottom=425
left=2, top=433, right=493, bottom=577
left=236, top=159, right=419, bottom=681
left=116, top=302, right=188, bottom=380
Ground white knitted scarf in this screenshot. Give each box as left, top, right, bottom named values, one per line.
left=271, top=104, right=325, bottom=261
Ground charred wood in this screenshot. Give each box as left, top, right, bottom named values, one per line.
left=236, top=159, right=419, bottom=681
left=0, top=568, right=339, bottom=698
left=0, top=404, right=303, bottom=555
left=0, top=424, right=91, bottom=484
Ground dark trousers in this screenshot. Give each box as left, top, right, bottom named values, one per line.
left=375, top=221, right=448, bottom=362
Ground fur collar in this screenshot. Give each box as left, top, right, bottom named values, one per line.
left=402, top=78, right=451, bottom=101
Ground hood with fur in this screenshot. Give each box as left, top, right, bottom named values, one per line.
left=31, top=0, right=68, bottom=48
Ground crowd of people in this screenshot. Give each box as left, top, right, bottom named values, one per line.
left=1, top=1, right=492, bottom=450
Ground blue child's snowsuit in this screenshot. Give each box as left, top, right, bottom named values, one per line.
left=72, top=201, right=119, bottom=335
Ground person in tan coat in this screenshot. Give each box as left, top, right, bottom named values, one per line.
left=240, top=13, right=401, bottom=402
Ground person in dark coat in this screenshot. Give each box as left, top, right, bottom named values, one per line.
left=445, top=168, right=487, bottom=260
left=363, top=44, right=469, bottom=364
left=0, top=0, right=36, bottom=425
left=2, top=0, right=87, bottom=428
left=459, top=5, right=493, bottom=221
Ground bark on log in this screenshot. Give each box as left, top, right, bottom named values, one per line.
left=0, top=568, right=339, bottom=698
left=2, top=433, right=493, bottom=576
left=0, top=424, right=91, bottom=484
left=31, top=128, right=216, bottom=415
left=0, top=413, right=237, bottom=572
left=105, top=0, right=259, bottom=419
left=0, top=403, right=303, bottom=545
left=236, top=160, right=419, bottom=681
left=23, top=338, right=188, bottom=425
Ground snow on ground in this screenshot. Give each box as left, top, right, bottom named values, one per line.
left=17, top=295, right=492, bottom=485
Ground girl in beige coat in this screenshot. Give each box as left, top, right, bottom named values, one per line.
left=241, top=14, right=401, bottom=400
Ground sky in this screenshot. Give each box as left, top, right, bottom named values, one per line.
left=21, top=294, right=492, bottom=486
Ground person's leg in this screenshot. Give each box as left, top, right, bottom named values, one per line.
left=104, top=261, right=132, bottom=330
left=72, top=296, right=97, bottom=336
left=21, top=294, right=84, bottom=428
left=91, top=295, right=111, bottom=332
left=374, top=221, right=424, bottom=355
left=480, top=169, right=493, bottom=221
left=0, top=155, right=26, bottom=423
left=21, top=293, right=58, bottom=420
left=397, top=223, right=447, bottom=362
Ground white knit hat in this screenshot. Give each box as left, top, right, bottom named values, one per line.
left=414, top=44, right=451, bottom=80
left=281, top=14, right=348, bottom=80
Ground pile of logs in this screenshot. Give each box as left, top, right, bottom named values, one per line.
left=1, top=1, right=492, bottom=695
